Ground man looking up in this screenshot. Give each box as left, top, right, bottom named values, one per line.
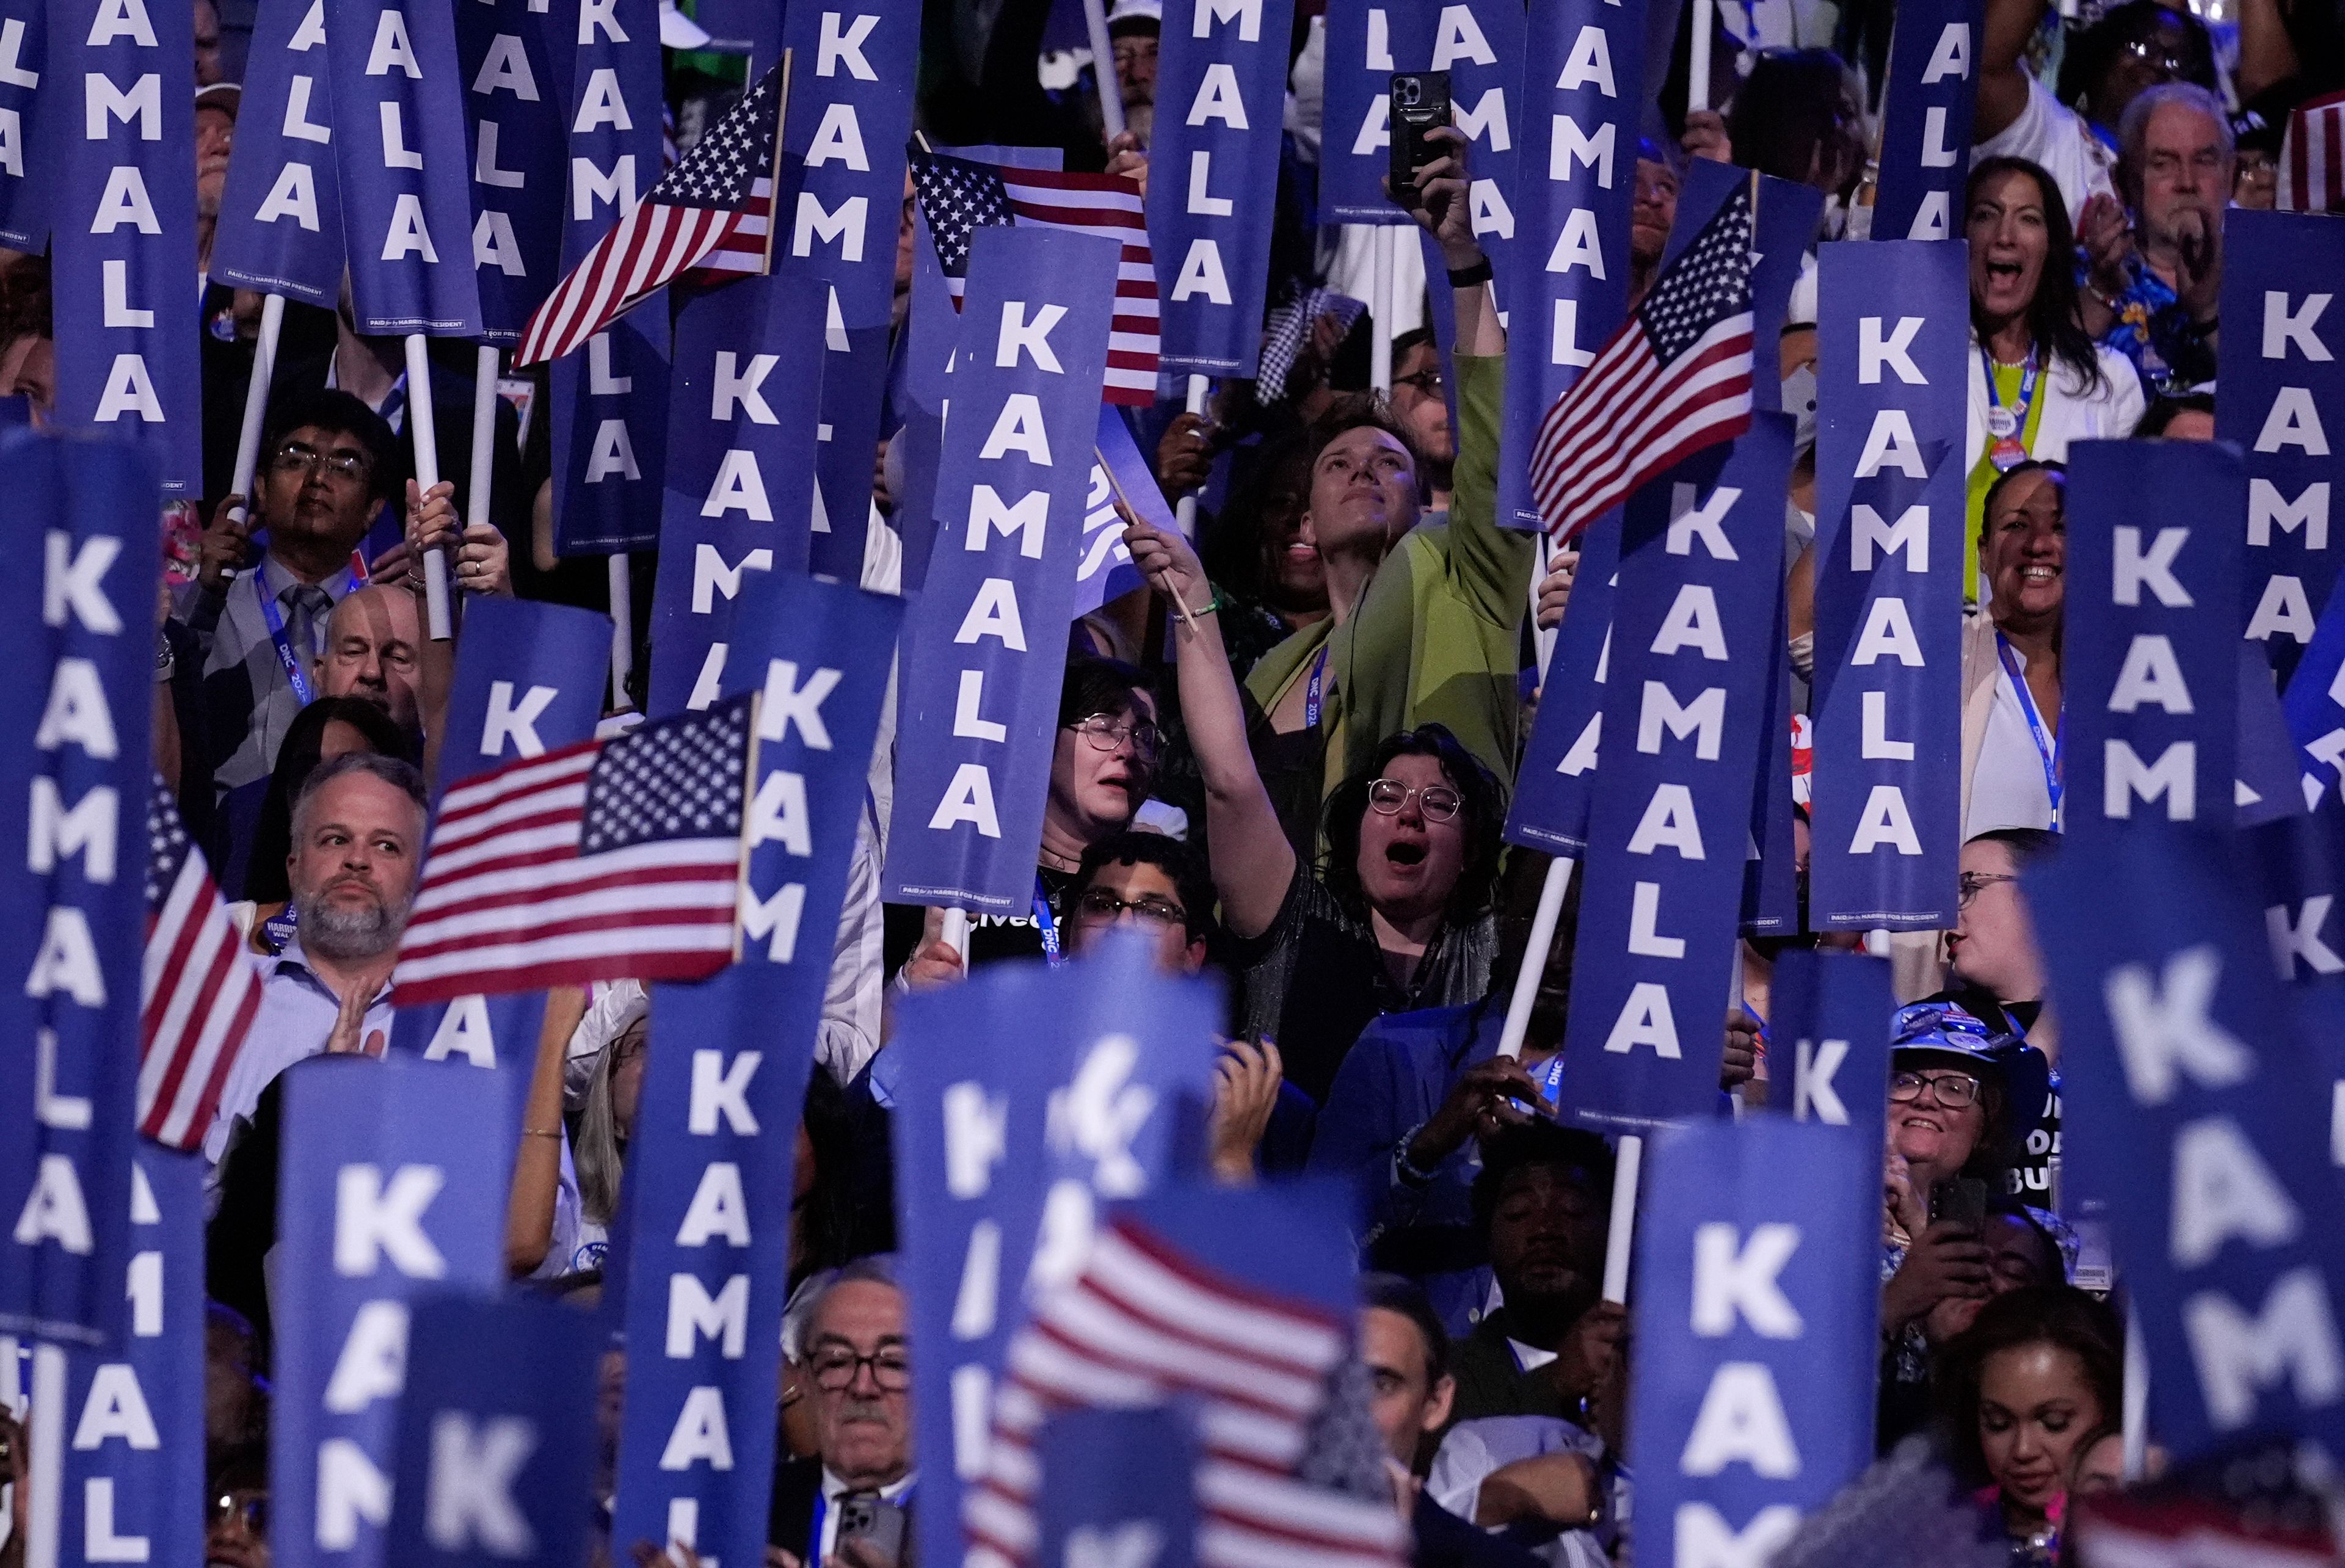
left=202, top=754, right=426, bottom=1160
left=768, top=1258, right=916, bottom=1568
left=179, top=389, right=399, bottom=811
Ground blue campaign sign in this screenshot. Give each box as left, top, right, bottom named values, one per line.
left=2284, top=579, right=2345, bottom=812
left=2062, top=438, right=2242, bottom=835
left=1871, top=0, right=1983, bottom=241
left=1627, top=1118, right=1882, bottom=1561
left=387, top=1296, right=602, bottom=1568
left=2237, top=642, right=2304, bottom=828
left=2247, top=809, right=2345, bottom=985
left=882, top=225, right=1123, bottom=914
left=2028, top=824, right=2345, bottom=1460
left=1504, top=514, right=1620, bottom=855
left=1034, top=1407, right=1202, bottom=1568
left=50, top=0, right=202, bottom=494
left=386, top=598, right=611, bottom=1073
left=1658, top=162, right=1822, bottom=416
left=1808, top=240, right=1969, bottom=931
left=0, top=432, right=159, bottom=1349
left=1320, top=0, right=1436, bottom=223
left=1560, top=418, right=1790, bottom=1133
left=774, top=0, right=918, bottom=581
left=1493, top=0, right=1648, bottom=530
left=326, top=0, right=484, bottom=335
left=1764, top=950, right=1892, bottom=1152
left=648, top=277, right=829, bottom=717
left=890, top=934, right=1224, bottom=1568
left=46, top=1149, right=206, bottom=1568
left=212, top=0, right=350, bottom=305
left=1434, top=0, right=1525, bottom=292
left=456, top=0, right=567, bottom=342
left=2217, top=212, right=2345, bottom=680
left=1742, top=572, right=1797, bottom=935
left=1146, top=0, right=1299, bottom=376
left=271, top=1058, right=511, bottom=1568
left=550, top=0, right=669, bottom=557
left=0, top=0, right=42, bottom=250
left=1073, top=406, right=1184, bottom=621
left=611, top=573, right=903, bottom=1568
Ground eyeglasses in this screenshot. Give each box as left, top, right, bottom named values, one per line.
left=1957, top=871, right=2020, bottom=908
left=1393, top=369, right=1444, bottom=397
left=272, top=441, right=369, bottom=482
left=1367, top=777, right=1463, bottom=821
left=2120, top=38, right=2189, bottom=74
left=1889, top=1070, right=1983, bottom=1108
left=1074, top=887, right=1187, bottom=929
left=1068, top=713, right=1162, bottom=762
left=209, top=1490, right=268, bottom=1535
left=809, top=1346, right=912, bottom=1392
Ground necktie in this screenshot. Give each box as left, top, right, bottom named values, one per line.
left=286, top=584, right=334, bottom=666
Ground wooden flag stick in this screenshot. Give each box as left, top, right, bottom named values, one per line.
left=1098, top=446, right=1198, bottom=632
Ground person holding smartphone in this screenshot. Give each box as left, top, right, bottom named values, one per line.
left=766, top=1259, right=915, bottom=1568
left=1876, top=1003, right=2051, bottom=1454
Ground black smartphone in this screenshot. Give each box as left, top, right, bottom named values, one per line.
left=1929, top=1176, right=1990, bottom=1230
left=1388, top=71, right=1452, bottom=208
left=837, top=1494, right=907, bottom=1565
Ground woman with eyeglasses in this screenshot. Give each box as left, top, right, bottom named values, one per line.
left=896, top=657, right=1163, bottom=983
left=205, top=1443, right=271, bottom=1568
left=1877, top=1004, right=2053, bottom=1450
left=1126, top=514, right=1503, bottom=1107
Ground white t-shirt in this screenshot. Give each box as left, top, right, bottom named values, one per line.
left=1974, top=74, right=2117, bottom=222
left=1968, top=642, right=2060, bottom=837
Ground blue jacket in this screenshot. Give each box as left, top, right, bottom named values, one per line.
left=1308, top=997, right=1508, bottom=1338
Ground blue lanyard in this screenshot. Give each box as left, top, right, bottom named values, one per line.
left=1033, top=872, right=1062, bottom=965
left=255, top=572, right=321, bottom=708
left=1995, top=632, right=2063, bottom=826
left=1303, top=646, right=1329, bottom=728
left=1980, top=348, right=2041, bottom=432
left=809, top=1490, right=826, bottom=1566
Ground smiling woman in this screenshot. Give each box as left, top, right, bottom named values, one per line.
left=1961, top=462, right=2070, bottom=838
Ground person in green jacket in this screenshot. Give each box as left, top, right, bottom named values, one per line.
left=1243, top=125, right=1533, bottom=826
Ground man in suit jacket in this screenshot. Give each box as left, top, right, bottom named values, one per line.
left=769, top=1257, right=917, bottom=1567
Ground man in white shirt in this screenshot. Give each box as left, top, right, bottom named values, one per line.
left=768, top=1258, right=915, bottom=1567
left=202, top=752, right=426, bottom=1179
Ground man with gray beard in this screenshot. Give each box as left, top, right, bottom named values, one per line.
left=201, top=752, right=428, bottom=1185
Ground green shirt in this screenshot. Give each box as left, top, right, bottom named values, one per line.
left=1244, top=352, right=1533, bottom=808
left=1965, top=357, right=2051, bottom=601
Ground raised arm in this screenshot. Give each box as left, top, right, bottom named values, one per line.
left=1121, top=517, right=1297, bottom=941
left=1977, top=0, right=2051, bottom=143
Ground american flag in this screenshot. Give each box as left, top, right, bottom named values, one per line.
left=2278, top=89, right=2345, bottom=214
left=910, top=150, right=1160, bottom=406
left=1530, top=183, right=1758, bottom=544
left=139, top=777, right=263, bottom=1151
left=514, top=67, right=785, bottom=367
left=390, top=696, right=758, bottom=1005
left=963, top=1214, right=1407, bottom=1568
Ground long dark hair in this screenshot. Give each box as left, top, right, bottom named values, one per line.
left=244, top=696, right=418, bottom=904
left=1322, top=724, right=1505, bottom=924
left=1935, top=1285, right=2125, bottom=1489
left=1966, top=157, right=2106, bottom=398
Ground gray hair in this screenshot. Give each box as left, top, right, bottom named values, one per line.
left=803, top=1255, right=902, bottom=1341
left=574, top=1003, right=647, bottom=1227
left=2118, top=81, right=2234, bottom=196
left=289, top=750, right=427, bottom=843
left=780, top=1268, right=838, bottom=1363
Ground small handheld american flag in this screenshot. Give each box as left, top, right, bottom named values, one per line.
left=140, top=777, right=263, bottom=1152
left=965, top=1213, right=1406, bottom=1568
left=910, top=149, right=1161, bottom=406
left=390, top=695, right=760, bottom=1005
left=514, top=64, right=787, bottom=367
left=2278, top=89, right=2345, bottom=214
left=1530, top=182, right=1759, bottom=545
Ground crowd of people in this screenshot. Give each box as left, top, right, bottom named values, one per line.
left=4, top=0, right=2341, bottom=1560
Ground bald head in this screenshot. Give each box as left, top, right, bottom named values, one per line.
left=314, top=586, right=421, bottom=732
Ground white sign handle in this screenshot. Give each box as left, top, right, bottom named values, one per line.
left=402, top=334, right=455, bottom=641
left=1601, top=1132, right=1643, bottom=1305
